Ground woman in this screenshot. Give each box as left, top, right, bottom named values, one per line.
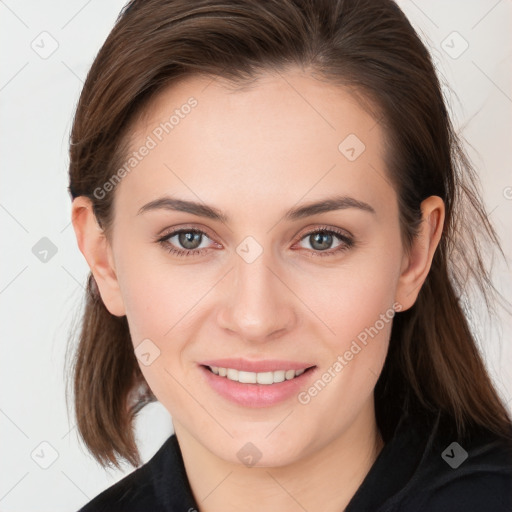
left=67, top=0, right=512, bottom=510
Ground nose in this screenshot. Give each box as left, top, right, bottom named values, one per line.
left=216, top=247, right=298, bottom=343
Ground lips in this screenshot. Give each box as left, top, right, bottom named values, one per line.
left=197, top=358, right=317, bottom=407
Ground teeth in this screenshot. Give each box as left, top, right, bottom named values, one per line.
left=208, top=366, right=308, bottom=384
left=227, top=368, right=238, bottom=381
left=238, top=370, right=256, bottom=384
left=273, top=370, right=285, bottom=383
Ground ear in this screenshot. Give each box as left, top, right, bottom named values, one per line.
left=71, top=196, right=126, bottom=317
left=395, top=196, right=445, bottom=311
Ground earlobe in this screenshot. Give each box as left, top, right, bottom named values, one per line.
left=71, top=197, right=126, bottom=317
left=395, top=196, right=445, bottom=311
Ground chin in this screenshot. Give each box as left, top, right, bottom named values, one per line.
left=204, top=427, right=316, bottom=468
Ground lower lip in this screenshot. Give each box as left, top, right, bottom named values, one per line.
left=199, top=365, right=316, bottom=408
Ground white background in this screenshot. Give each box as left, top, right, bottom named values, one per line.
left=0, top=1, right=511, bottom=510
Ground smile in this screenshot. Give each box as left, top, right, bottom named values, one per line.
left=199, top=361, right=317, bottom=407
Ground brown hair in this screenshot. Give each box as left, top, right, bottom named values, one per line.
left=65, top=0, right=512, bottom=469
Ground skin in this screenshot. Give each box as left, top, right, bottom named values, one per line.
left=72, top=69, right=444, bottom=511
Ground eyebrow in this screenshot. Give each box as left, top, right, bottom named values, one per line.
left=137, top=195, right=376, bottom=222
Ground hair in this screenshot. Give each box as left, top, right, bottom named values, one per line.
left=65, top=0, right=512, bottom=469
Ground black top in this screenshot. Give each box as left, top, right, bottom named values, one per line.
left=77, top=410, right=512, bottom=511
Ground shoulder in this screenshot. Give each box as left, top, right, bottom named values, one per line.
left=76, top=435, right=176, bottom=512
left=397, top=422, right=512, bottom=512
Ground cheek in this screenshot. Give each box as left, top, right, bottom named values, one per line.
left=116, top=242, right=216, bottom=342
left=293, top=279, right=396, bottom=436
left=292, top=245, right=401, bottom=407
left=330, top=270, right=398, bottom=345
left=304, top=249, right=402, bottom=347
left=116, top=260, right=196, bottom=413
left=114, top=248, right=221, bottom=396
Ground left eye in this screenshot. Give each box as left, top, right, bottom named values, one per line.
left=297, top=229, right=352, bottom=253
left=157, top=227, right=353, bottom=257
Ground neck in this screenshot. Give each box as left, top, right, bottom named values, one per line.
left=175, top=399, right=384, bottom=512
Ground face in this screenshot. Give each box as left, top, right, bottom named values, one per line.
left=90, top=70, right=413, bottom=467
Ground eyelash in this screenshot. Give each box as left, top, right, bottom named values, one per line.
left=155, top=225, right=355, bottom=258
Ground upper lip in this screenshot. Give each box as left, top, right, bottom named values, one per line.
left=199, top=358, right=316, bottom=373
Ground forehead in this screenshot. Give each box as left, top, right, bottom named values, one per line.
left=115, top=70, right=394, bottom=219
left=135, top=70, right=382, bottom=153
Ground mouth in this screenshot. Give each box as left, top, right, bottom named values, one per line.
left=198, top=359, right=317, bottom=407
left=203, top=365, right=314, bottom=385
